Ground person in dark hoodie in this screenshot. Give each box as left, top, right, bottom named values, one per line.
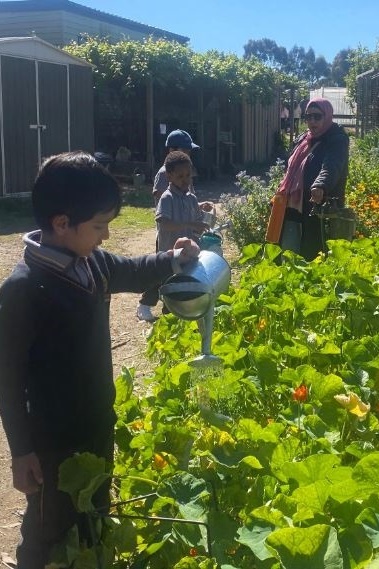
left=0, top=151, right=199, bottom=569
left=278, top=97, right=349, bottom=261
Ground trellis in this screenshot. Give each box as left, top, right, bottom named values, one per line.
left=356, top=68, right=379, bottom=137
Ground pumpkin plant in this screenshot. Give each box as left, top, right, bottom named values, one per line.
left=51, top=238, right=379, bottom=568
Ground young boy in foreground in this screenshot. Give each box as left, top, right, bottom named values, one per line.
left=0, top=151, right=199, bottom=569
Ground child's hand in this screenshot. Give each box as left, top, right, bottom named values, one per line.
left=199, top=201, right=215, bottom=212
left=12, top=452, right=43, bottom=495
left=172, top=238, right=200, bottom=263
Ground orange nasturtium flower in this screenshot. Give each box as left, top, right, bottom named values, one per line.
left=257, top=318, right=267, bottom=331
left=153, top=453, right=168, bottom=469
left=189, top=548, right=198, bottom=557
left=292, top=384, right=308, bottom=402
left=334, top=392, right=370, bottom=420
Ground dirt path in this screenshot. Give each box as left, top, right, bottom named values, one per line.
left=0, top=179, right=237, bottom=562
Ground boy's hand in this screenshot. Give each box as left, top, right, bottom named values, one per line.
left=172, top=238, right=200, bottom=263
left=199, top=201, right=215, bottom=212
left=12, top=452, right=43, bottom=495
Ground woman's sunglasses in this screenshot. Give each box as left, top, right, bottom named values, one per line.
left=304, top=112, right=324, bottom=122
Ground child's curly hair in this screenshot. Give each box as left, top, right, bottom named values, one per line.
left=164, top=151, right=192, bottom=173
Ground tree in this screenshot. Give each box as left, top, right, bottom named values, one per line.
left=285, top=46, right=330, bottom=85
left=243, top=38, right=288, bottom=68
left=345, top=45, right=379, bottom=102
left=331, top=49, right=353, bottom=86
left=244, top=38, right=331, bottom=87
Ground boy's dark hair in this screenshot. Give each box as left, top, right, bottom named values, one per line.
left=32, top=151, right=122, bottom=230
left=164, top=151, right=192, bottom=174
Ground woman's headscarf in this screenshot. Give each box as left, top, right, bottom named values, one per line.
left=305, top=97, right=334, bottom=137
left=277, top=97, right=334, bottom=211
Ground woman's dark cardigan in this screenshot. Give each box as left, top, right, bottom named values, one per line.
left=293, top=122, right=349, bottom=217
left=285, top=122, right=349, bottom=259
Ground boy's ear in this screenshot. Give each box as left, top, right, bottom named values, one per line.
left=51, top=214, right=70, bottom=235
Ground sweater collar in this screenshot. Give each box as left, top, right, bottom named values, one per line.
left=23, top=230, right=92, bottom=288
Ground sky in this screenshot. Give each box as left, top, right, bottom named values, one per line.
left=72, top=0, right=379, bottom=63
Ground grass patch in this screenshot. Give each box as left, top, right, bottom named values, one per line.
left=0, top=197, right=35, bottom=234
left=111, top=205, right=155, bottom=232
left=0, top=191, right=155, bottom=236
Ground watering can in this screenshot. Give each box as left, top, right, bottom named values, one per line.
left=159, top=250, right=231, bottom=365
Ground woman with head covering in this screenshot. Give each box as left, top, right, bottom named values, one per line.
left=275, top=97, right=349, bottom=261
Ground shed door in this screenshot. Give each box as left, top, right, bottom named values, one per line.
left=38, top=61, right=69, bottom=159
left=0, top=57, right=69, bottom=196
left=1, top=55, right=38, bottom=194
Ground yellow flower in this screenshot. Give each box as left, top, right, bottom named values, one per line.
left=334, top=392, right=370, bottom=420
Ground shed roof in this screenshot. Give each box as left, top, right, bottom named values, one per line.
left=0, top=35, right=93, bottom=66
left=0, top=0, right=190, bottom=44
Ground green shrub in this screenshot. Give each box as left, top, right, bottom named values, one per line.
left=220, top=159, right=285, bottom=249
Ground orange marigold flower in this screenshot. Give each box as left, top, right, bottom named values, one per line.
left=292, top=384, right=308, bottom=402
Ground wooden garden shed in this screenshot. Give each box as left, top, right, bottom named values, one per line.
left=0, top=35, right=94, bottom=197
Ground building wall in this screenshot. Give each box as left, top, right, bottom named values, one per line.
left=61, top=12, right=146, bottom=45
left=310, top=87, right=355, bottom=126
left=0, top=11, right=65, bottom=45
left=0, top=10, right=161, bottom=47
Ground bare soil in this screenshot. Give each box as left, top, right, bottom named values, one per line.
left=0, top=179, right=237, bottom=564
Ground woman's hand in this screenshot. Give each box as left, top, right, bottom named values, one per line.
left=310, top=187, right=324, bottom=204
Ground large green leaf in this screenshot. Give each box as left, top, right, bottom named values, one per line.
left=311, top=373, right=345, bottom=402
left=249, top=345, right=279, bottom=386
left=356, top=508, right=379, bottom=548
left=58, top=453, right=110, bottom=513
left=250, top=505, right=289, bottom=528
left=281, top=454, right=340, bottom=486
left=352, top=453, right=379, bottom=497
left=338, top=524, right=373, bottom=569
left=158, top=472, right=209, bottom=511
left=235, top=418, right=280, bottom=443
left=291, top=480, right=331, bottom=514
left=270, top=438, right=301, bottom=482
left=237, top=523, right=275, bottom=561
left=295, top=293, right=333, bottom=316
left=266, top=525, right=343, bottom=569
